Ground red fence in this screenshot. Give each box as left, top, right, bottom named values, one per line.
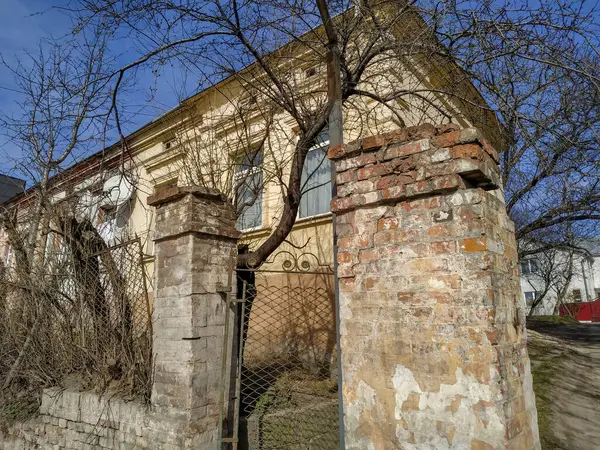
left=559, top=299, right=600, bottom=322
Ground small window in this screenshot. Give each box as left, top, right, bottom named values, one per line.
left=595, top=288, right=600, bottom=300
left=572, top=289, right=582, bottom=302
left=520, top=259, right=539, bottom=276
left=163, top=139, right=175, bottom=150
left=524, top=291, right=537, bottom=306
left=234, top=149, right=263, bottom=231
left=305, top=67, right=317, bottom=78
left=299, top=131, right=331, bottom=218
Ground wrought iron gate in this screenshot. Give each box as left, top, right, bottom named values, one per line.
left=220, top=250, right=339, bottom=450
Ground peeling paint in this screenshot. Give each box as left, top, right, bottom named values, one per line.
left=392, top=365, right=505, bottom=449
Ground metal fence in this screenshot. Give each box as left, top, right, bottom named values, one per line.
left=0, top=234, right=152, bottom=425
left=221, top=250, right=339, bottom=450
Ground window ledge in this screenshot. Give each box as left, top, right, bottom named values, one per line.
left=295, top=212, right=333, bottom=227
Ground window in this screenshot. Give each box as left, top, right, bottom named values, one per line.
left=299, top=131, right=331, bottom=218
left=44, top=230, right=68, bottom=272
left=305, top=67, right=317, bottom=78
left=520, top=259, right=539, bottom=276
left=234, top=149, right=263, bottom=231
left=524, top=291, right=537, bottom=306
left=595, top=288, right=600, bottom=300
left=572, top=289, right=582, bottom=302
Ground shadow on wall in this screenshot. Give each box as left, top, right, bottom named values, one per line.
left=243, top=271, right=337, bottom=379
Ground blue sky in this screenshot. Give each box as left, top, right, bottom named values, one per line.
left=0, top=0, right=187, bottom=183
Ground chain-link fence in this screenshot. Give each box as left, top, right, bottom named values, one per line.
left=0, top=228, right=152, bottom=427
left=228, top=252, right=339, bottom=450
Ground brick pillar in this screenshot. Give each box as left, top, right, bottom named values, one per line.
left=147, top=186, right=240, bottom=443
left=329, top=125, right=540, bottom=450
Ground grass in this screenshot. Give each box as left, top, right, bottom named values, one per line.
left=528, top=315, right=579, bottom=326
left=247, top=370, right=339, bottom=450
left=0, top=397, right=39, bottom=432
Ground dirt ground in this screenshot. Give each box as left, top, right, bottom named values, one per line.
left=527, top=318, right=600, bottom=450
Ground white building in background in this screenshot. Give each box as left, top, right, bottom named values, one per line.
left=520, top=239, right=600, bottom=315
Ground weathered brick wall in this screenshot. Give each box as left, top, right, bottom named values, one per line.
left=329, top=124, right=540, bottom=449
left=148, top=186, right=240, bottom=443
left=0, top=186, right=240, bottom=449
left=1, top=388, right=193, bottom=449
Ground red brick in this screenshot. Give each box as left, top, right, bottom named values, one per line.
left=485, top=328, right=499, bottom=345
left=359, top=249, right=379, bottom=261
left=384, top=141, right=422, bottom=159
left=400, top=197, right=442, bottom=212
left=376, top=173, right=416, bottom=190
left=363, top=134, right=387, bottom=151
left=481, top=137, right=500, bottom=164
left=377, top=217, right=399, bottom=231
left=457, top=205, right=482, bottom=221
left=364, top=277, right=377, bottom=290
left=461, top=238, right=487, bottom=252
left=382, top=185, right=407, bottom=200
left=406, top=180, right=433, bottom=197
left=428, top=224, right=452, bottom=238
left=337, top=169, right=356, bottom=185
left=338, top=234, right=371, bottom=249
left=330, top=196, right=354, bottom=212
left=431, top=174, right=463, bottom=191
left=337, top=251, right=353, bottom=263
left=328, top=143, right=346, bottom=159
left=431, top=130, right=461, bottom=148
left=451, top=143, right=483, bottom=160
left=357, top=164, right=387, bottom=181
left=373, top=230, right=408, bottom=245
left=431, top=241, right=456, bottom=254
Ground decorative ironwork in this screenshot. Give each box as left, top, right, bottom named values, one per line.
left=241, top=249, right=334, bottom=275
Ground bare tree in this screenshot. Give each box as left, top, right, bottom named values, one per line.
left=0, top=32, right=153, bottom=414
left=521, top=246, right=578, bottom=316
left=1, top=31, right=114, bottom=269
left=64, top=0, right=600, bottom=266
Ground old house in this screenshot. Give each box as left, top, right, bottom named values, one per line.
left=0, top=9, right=540, bottom=449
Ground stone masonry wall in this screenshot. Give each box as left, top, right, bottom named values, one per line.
left=148, top=185, right=240, bottom=445
left=0, top=186, right=240, bottom=449
left=1, top=388, right=192, bottom=449
left=329, top=124, right=541, bottom=449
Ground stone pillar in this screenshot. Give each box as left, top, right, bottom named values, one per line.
left=329, top=125, right=540, bottom=449
left=147, top=186, right=240, bottom=444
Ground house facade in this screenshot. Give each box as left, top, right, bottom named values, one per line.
left=0, top=50, right=502, bottom=304
left=520, top=239, right=600, bottom=315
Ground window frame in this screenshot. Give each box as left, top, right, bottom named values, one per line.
left=524, top=291, right=537, bottom=306
left=520, top=259, right=539, bottom=276
left=298, top=132, right=331, bottom=220
left=233, top=149, right=264, bottom=232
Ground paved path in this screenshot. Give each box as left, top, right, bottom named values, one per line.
left=527, top=321, right=600, bottom=449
